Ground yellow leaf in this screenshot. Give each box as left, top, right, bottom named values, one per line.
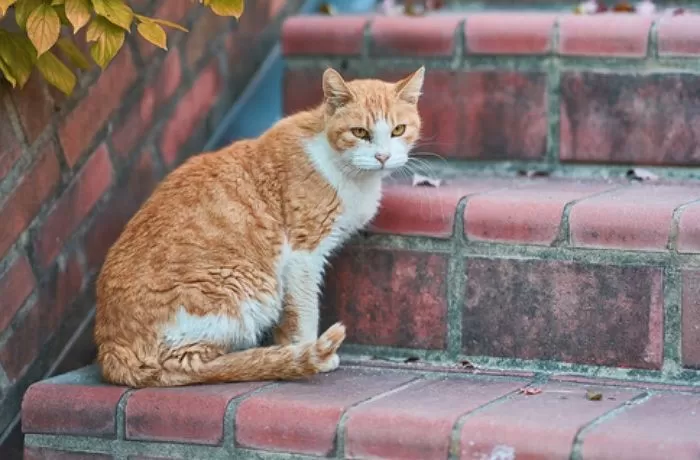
left=0, top=0, right=17, bottom=16
left=36, top=50, right=76, bottom=94
left=65, top=0, right=90, bottom=33
left=87, top=16, right=124, bottom=68
left=136, top=21, right=167, bottom=50
left=0, top=31, right=37, bottom=88
left=27, top=4, right=61, bottom=56
left=57, top=37, right=90, bottom=69
left=91, top=0, right=133, bottom=31
left=207, top=0, right=244, bottom=18
left=135, top=14, right=188, bottom=32
left=15, top=0, right=43, bottom=29
left=52, top=0, right=65, bottom=5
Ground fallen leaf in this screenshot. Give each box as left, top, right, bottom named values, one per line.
left=613, top=1, right=635, bottom=12
left=517, top=169, right=550, bottom=178
left=519, top=387, right=543, bottom=396
left=586, top=390, right=603, bottom=401
left=626, top=168, right=659, bottom=182
left=318, top=3, right=335, bottom=15
left=460, top=360, right=475, bottom=369
left=412, top=173, right=442, bottom=187
left=404, top=356, right=420, bottom=363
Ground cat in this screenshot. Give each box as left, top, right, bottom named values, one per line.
left=94, top=66, right=425, bottom=387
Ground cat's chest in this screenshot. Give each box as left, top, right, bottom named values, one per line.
left=324, top=178, right=382, bottom=250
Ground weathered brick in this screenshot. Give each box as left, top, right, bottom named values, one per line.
left=0, top=255, right=35, bottom=332
left=460, top=384, right=643, bottom=459
left=283, top=68, right=359, bottom=116
left=235, top=369, right=413, bottom=456
left=9, top=73, right=55, bottom=144
left=184, top=12, right=229, bottom=67
left=24, top=448, right=112, bottom=459
left=371, top=16, right=462, bottom=57
left=559, top=15, right=652, bottom=57
left=0, top=298, right=44, bottom=380
left=0, top=95, right=22, bottom=182
left=0, top=142, right=61, bottom=258
left=322, top=247, right=448, bottom=350
left=677, top=202, right=700, bottom=253
left=371, top=178, right=511, bottom=238
left=83, top=150, right=159, bottom=273
left=22, top=382, right=127, bottom=437
left=459, top=71, right=547, bottom=160
left=282, top=16, right=367, bottom=55
left=682, top=270, right=700, bottom=368
left=160, top=63, right=221, bottom=166
left=581, top=394, right=700, bottom=459
left=657, top=15, right=700, bottom=57
left=126, top=383, right=266, bottom=444
left=59, top=48, right=136, bottom=166
left=561, top=72, right=700, bottom=165
left=345, top=378, right=522, bottom=460
left=463, top=258, right=664, bottom=369
left=465, top=181, right=616, bottom=245
left=569, top=185, right=700, bottom=251
left=33, top=145, right=113, bottom=267
left=465, top=13, right=555, bottom=55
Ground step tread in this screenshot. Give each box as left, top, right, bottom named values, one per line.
left=22, top=365, right=700, bottom=459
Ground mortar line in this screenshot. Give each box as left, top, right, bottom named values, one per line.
left=332, top=377, right=422, bottom=458
left=649, top=16, right=660, bottom=60
left=115, top=389, right=135, bottom=440
left=662, top=265, right=683, bottom=373
left=222, top=382, right=280, bottom=453
left=452, top=18, right=466, bottom=69
left=667, top=198, right=700, bottom=251
left=569, top=392, right=652, bottom=460
left=447, top=196, right=469, bottom=359
left=545, top=16, right=561, bottom=166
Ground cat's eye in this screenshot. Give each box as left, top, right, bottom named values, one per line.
left=351, top=127, right=370, bottom=140
left=392, top=124, right=406, bottom=137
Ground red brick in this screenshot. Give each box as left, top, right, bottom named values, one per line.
left=282, top=16, right=367, bottom=56
left=156, top=50, right=183, bottom=104
left=465, top=180, right=616, bottom=245
left=268, top=0, right=286, bottom=19
left=371, top=16, right=461, bottom=57
left=59, top=48, right=136, bottom=166
left=465, top=13, right=555, bottom=55
left=160, top=63, right=221, bottom=166
left=559, top=15, right=652, bottom=58
left=283, top=68, right=359, bottom=115
left=34, top=145, right=113, bottom=267
left=682, top=270, right=700, bottom=368
left=677, top=202, right=700, bottom=253
left=0, top=298, right=44, bottom=380
left=0, top=143, right=61, bottom=258
left=46, top=251, right=84, bottom=321
left=84, top=150, right=159, bottom=272
left=560, top=72, right=700, bottom=165
left=569, top=185, right=700, bottom=251
left=658, top=15, right=700, bottom=57
left=136, top=1, right=188, bottom=59
left=184, top=12, right=229, bottom=67
left=0, top=99, right=22, bottom=181
left=459, top=71, right=547, bottom=160
left=24, top=448, right=112, bottom=459
left=126, top=383, right=266, bottom=444
left=110, top=95, right=154, bottom=160
left=463, top=258, right=664, bottom=369
left=235, top=369, right=414, bottom=455
left=22, top=382, right=127, bottom=437
left=460, top=384, right=643, bottom=459
left=581, top=394, right=700, bottom=459
left=345, top=378, right=522, bottom=459
left=9, top=73, right=55, bottom=144
left=323, top=247, right=448, bottom=350
left=370, top=178, right=511, bottom=238
left=0, top=255, right=35, bottom=333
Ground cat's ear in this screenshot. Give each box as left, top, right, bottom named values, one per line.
left=323, top=68, right=353, bottom=109
left=395, top=66, right=425, bottom=104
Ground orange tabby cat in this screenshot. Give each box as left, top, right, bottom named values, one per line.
left=94, top=66, right=425, bottom=387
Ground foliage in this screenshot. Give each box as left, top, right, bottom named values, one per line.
left=0, top=0, right=244, bottom=95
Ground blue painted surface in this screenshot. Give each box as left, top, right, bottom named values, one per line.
left=205, top=0, right=376, bottom=151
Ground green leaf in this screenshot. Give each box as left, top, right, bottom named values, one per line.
left=0, top=58, right=18, bottom=87
left=51, top=0, right=65, bottom=5
left=136, top=21, right=167, bottom=50
left=36, top=50, right=76, bottom=94
left=0, top=0, right=17, bottom=17
left=15, top=0, right=43, bottom=29
left=65, top=0, right=90, bottom=33
left=207, top=0, right=244, bottom=18
left=135, top=14, right=188, bottom=32
left=26, top=4, right=61, bottom=56
left=86, top=16, right=124, bottom=68
left=57, top=37, right=90, bottom=69
left=91, top=0, right=133, bottom=31
left=0, top=31, right=38, bottom=88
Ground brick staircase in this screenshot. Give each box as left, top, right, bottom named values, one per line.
left=22, top=10, right=700, bottom=460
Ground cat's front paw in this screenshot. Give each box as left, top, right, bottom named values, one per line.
left=317, top=353, right=340, bottom=373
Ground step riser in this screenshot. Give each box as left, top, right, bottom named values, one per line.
left=283, top=14, right=700, bottom=171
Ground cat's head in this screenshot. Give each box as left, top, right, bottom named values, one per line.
left=321, top=67, right=424, bottom=173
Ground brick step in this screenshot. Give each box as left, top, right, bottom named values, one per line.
left=282, top=13, right=700, bottom=169
left=320, top=175, right=700, bottom=382
left=22, top=364, right=700, bottom=459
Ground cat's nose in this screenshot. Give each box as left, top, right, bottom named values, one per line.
left=375, top=153, right=390, bottom=166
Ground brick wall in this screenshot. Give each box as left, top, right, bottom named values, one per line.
left=0, top=0, right=302, bottom=456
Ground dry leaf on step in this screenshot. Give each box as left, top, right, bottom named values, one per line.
left=412, top=174, right=442, bottom=187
